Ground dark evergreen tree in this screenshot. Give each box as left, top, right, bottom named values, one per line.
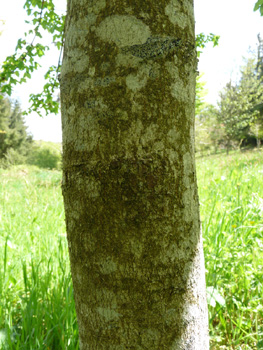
left=0, top=96, right=32, bottom=161
left=0, top=96, right=11, bottom=158
left=217, top=57, right=263, bottom=152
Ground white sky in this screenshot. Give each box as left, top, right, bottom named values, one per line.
left=0, top=0, right=262, bottom=142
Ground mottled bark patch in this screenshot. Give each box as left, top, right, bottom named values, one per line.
left=96, top=15, right=151, bottom=47
left=61, top=0, right=208, bottom=348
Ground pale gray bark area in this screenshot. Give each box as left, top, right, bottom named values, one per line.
left=61, top=0, right=209, bottom=349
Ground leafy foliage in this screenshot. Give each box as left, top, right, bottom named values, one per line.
left=0, top=0, right=218, bottom=116
left=27, top=141, right=61, bottom=169
left=254, top=0, right=263, bottom=15
left=196, top=33, right=220, bottom=58
left=0, top=0, right=65, bottom=116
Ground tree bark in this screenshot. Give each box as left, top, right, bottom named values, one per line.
left=60, top=0, right=209, bottom=349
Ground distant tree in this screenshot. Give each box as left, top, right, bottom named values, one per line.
left=0, top=96, right=11, bottom=157
left=239, top=58, right=263, bottom=110
left=0, top=96, right=32, bottom=162
left=27, top=141, right=61, bottom=169
left=238, top=57, right=263, bottom=147
left=217, top=56, right=263, bottom=152
left=195, top=104, right=224, bottom=154
left=250, top=113, right=263, bottom=148
left=256, top=34, right=263, bottom=77
left=8, top=101, right=32, bottom=150
left=217, top=82, right=245, bottom=152
left=195, top=73, right=208, bottom=116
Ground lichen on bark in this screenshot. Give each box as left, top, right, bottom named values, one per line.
left=60, top=0, right=209, bottom=349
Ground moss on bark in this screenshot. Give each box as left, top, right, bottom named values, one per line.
left=61, top=0, right=209, bottom=348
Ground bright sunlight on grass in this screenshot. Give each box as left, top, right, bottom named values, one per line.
left=0, top=166, right=78, bottom=350
left=0, top=150, right=262, bottom=349
left=197, top=150, right=263, bottom=349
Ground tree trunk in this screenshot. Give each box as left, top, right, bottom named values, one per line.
left=60, top=0, right=209, bottom=349
left=257, top=137, right=261, bottom=149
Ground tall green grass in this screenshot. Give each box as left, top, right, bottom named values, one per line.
left=0, top=151, right=262, bottom=349
left=197, top=150, right=263, bottom=349
left=0, top=166, right=78, bottom=349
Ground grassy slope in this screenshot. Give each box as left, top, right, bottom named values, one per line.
left=0, top=151, right=262, bottom=349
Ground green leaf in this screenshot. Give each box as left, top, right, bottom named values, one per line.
left=24, top=72, right=31, bottom=79
left=17, top=60, right=25, bottom=70
left=254, top=0, right=263, bottom=14
left=196, top=33, right=220, bottom=57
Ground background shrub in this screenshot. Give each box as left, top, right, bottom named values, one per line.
left=26, top=141, right=62, bottom=170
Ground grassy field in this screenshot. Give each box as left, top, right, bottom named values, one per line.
left=0, top=150, right=262, bottom=349
left=0, top=166, right=78, bottom=350
left=197, top=150, right=263, bottom=349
